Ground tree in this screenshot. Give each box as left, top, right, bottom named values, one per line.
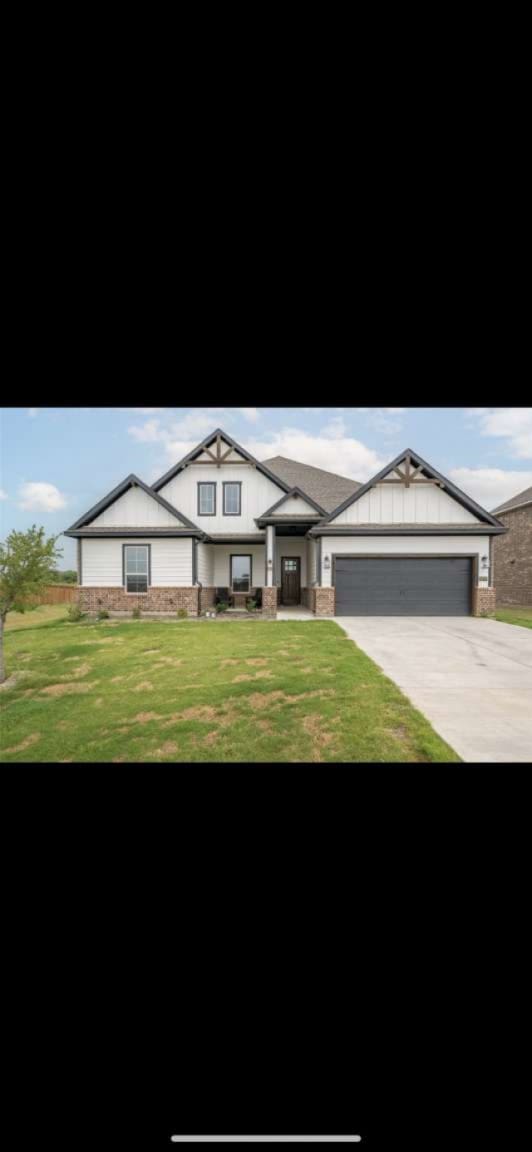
left=49, top=569, right=78, bottom=584
left=0, top=526, right=62, bottom=684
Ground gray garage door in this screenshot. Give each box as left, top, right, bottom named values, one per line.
left=334, top=556, right=473, bottom=616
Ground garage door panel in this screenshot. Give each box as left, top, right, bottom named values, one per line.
left=334, top=557, right=472, bottom=616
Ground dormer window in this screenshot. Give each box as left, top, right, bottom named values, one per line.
left=198, top=482, right=216, bottom=516
left=223, top=482, right=241, bottom=516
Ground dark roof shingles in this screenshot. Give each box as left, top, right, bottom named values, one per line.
left=492, top=486, right=532, bottom=514
left=262, top=456, right=361, bottom=513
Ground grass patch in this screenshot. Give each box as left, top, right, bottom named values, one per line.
left=5, top=605, right=70, bottom=631
left=495, top=606, right=532, bottom=630
left=0, top=617, right=460, bottom=762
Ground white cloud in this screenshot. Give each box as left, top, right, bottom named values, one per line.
left=0, top=488, right=7, bottom=500
left=18, top=482, right=67, bottom=511
left=466, top=407, right=532, bottom=459
left=244, top=428, right=385, bottom=482
left=238, top=408, right=260, bottom=423
left=321, top=416, right=347, bottom=439
left=128, top=419, right=162, bottom=442
left=119, top=408, right=168, bottom=414
left=449, top=467, right=532, bottom=512
left=28, top=408, right=39, bottom=417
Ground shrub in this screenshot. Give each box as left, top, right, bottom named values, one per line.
left=97, top=608, right=110, bottom=620
left=66, top=604, right=84, bottom=622
left=216, top=602, right=228, bottom=614
left=246, top=599, right=257, bottom=612
left=177, top=608, right=188, bottom=619
left=131, top=606, right=141, bottom=619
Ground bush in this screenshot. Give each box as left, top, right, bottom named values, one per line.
left=97, top=608, right=110, bottom=620
left=131, top=606, right=141, bottom=619
left=246, top=599, right=257, bottom=612
left=177, top=608, right=188, bottom=619
left=66, top=604, right=84, bottom=622
left=216, top=602, right=228, bottom=614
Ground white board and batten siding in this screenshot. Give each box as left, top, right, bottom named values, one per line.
left=81, top=537, right=193, bottom=587
left=330, top=482, right=481, bottom=526
left=320, top=535, right=492, bottom=587
left=90, top=485, right=184, bottom=529
left=272, top=494, right=319, bottom=516
left=159, top=458, right=286, bottom=535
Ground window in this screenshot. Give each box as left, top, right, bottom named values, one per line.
left=231, top=555, right=252, bottom=593
left=223, top=482, right=241, bottom=516
left=198, top=483, right=216, bottom=516
left=124, top=545, right=149, bottom=593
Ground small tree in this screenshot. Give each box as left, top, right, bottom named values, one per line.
left=0, top=526, right=62, bottom=683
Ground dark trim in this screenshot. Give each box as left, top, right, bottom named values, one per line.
left=330, top=552, right=478, bottom=616
left=260, top=486, right=327, bottom=518
left=324, top=448, right=506, bottom=529
left=197, top=481, right=216, bottom=517
left=122, top=542, right=151, bottom=594
left=152, top=428, right=291, bottom=495
left=207, top=535, right=265, bottom=544
left=310, top=526, right=506, bottom=536
left=256, top=516, right=322, bottom=527
left=65, top=473, right=198, bottom=533
left=77, top=539, right=82, bottom=586
left=65, top=528, right=206, bottom=539
left=230, top=553, right=253, bottom=593
left=223, top=481, right=242, bottom=517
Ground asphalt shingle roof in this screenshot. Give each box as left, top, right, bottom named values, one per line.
left=492, top=486, right=532, bottom=514
left=262, top=455, right=361, bottom=514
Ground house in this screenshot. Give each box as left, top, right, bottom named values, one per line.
left=491, top=486, right=532, bottom=606
left=64, top=430, right=506, bottom=618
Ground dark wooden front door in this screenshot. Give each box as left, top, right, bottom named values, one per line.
left=281, top=557, right=301, bottom=605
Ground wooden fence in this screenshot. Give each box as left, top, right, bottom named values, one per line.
left=26, top=584, right=78, bottom=605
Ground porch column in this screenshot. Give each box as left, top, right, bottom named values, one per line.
left=266, top=525, right=275, bottom=586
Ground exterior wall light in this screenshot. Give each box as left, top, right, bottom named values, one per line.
left=481, top=555, right=489, bottom=569
left=324, top=555, right=331, bottom=570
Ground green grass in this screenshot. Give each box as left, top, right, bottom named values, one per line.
left=5, top=605, right=70, bottom=631
left=0, top=616, right=460, bottom=763
left=495, top=606, right=532, bottom=629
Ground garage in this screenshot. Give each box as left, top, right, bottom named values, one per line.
left=334, top=556, right=473, bottom=616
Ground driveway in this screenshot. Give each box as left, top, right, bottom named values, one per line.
left=337, top=616, right=532, bottom=762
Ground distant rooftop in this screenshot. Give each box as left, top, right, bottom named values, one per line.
left=492, top=485, right=532, bottom=514
left=263, top=455, right=361, bottom=514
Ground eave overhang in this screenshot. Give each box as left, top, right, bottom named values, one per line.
left=309, top=525, right=508, bottom=537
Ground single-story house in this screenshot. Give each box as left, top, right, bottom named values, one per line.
left=64, top=429, right=506, bottom=618
left=491, top=486, right=532, bottom=606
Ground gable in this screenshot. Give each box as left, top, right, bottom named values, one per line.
left=260, top=487, right=326, bottom=518
left=328, top=450, right=500, bottom=527
left=90, top=484, right=186, bottom=528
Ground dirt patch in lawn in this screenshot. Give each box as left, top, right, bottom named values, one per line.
left=61, top=661, right=92, bottom=680
left=143, top=649, right=160, bottom=655
left=0, top=675, right=19, bottom=691
left=111, top=675, right=125, bottom=683
left=246, top=688, right=334, bottom=711
left=232, top=670, right=274, bottom=683
left=133, top=681, right=154, bottom=692
left=40, top=682, right=98, bottom=697
left=151, top=657, right=183, bottom=668
left=257, top=719, right=273, bottom=733
left=221, top=659, right=239, bottom=666
left=131, top=711, right=162, bottom=725
left=245, top=658, right=269, bottom=667
left=80, top=637, right=124, bottom=645
left=3, top=732, right=41, bottom=755
left=203, top=730, right=219, bottom=747
left=302, top=714, right=335, bottom=760
left=150, top=741, right=178, bottom=758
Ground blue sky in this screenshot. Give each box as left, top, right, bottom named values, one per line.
left=2, top=406, right=531, bottom=568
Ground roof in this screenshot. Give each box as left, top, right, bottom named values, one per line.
left=323, top=448, right=505, bottom=529
left=492, top=486, right=532, bottom=514
left=262, top=456, right=361, bottom=513
left=152, top=429, right=291, bottom=495
left=64, top=474, right=198, bottom=535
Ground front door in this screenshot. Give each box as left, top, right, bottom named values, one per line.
left=281, top=557, right=301, bottom=605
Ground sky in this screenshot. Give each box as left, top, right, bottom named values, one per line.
left=1, top=406, right=532, bottom=569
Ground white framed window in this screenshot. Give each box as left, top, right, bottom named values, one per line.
left=198, top=483, right=216, bottom=516
left=123, top=545, right=150, bottom=593
left=223, top=482, right=241, bottom=516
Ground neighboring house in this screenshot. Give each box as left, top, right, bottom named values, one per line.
left=491, top=486, right=532, bottom=606
left=65, top=430, right=506, bottom=618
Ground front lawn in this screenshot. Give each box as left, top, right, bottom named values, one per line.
left=0, top=617, right=460, bottom=762
left=495, top=606, right=532, bottom=629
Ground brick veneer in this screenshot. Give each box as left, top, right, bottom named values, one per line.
left=314, top=587, right=335, bottom=616
left=472, top=587, right=496, bottom=617
left=262, top=586, right=278, bottom=617
left=199, top=586, right=216, bottom=612
left=493, top=505, right=532, bottom=606
left=78, top=586, right=199, bottom=616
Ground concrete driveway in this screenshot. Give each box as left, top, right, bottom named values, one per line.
left=337, top=616, right=532, bottom=762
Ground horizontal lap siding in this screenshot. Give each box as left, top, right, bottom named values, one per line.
left=81, top=538, right=193, bottom=586
left=197, top=542, right=214, bottom=585
left=213, top=545, right=266, bottom=588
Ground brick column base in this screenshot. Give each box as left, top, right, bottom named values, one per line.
left=262, top=586, right=278, bottom=618
left=472, top=587, right=496, bottom=617
left=78, top=586, right=200, bottom=617
left=314, top=587, right=335, bottom=616
left=199, top=586, right=216, bottom=612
